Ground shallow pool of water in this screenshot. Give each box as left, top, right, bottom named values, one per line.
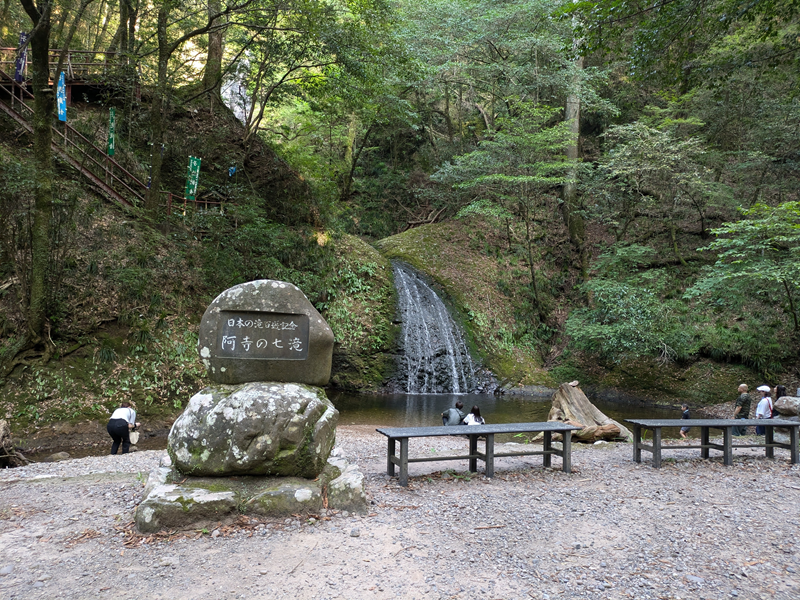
left=328, top=391, right=684, bottom=434
left=26, top=391, right=687, bottom=461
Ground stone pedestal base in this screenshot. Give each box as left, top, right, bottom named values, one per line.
left=135, top=451, right=367, bottom=533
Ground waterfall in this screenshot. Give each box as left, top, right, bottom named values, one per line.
left=392, top=261, right=480, bottom=394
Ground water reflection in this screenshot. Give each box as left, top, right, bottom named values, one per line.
left=26, top=391, right=687, bottom=462
left=328, top=391, right=684, bottom=437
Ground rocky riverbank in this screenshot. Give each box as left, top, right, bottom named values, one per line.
left=1, top=425, right=799, bottom=599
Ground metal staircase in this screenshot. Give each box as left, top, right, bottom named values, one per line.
left=0, top=67, right=147, bottom=209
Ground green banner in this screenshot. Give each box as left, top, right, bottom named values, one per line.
left=107, top=108, right=116, bottom=156
left=185, top=156, right=202, bottom=200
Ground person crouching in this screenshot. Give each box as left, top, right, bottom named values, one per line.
left=107, top=402, right=139, bottom=454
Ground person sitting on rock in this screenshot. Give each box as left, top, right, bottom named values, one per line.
left=463, top=406, right=485, bottom=426
left=442, top=401, right=465, bottom=426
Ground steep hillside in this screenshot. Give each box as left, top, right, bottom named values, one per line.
left=0, top=102, right=395, bottom=434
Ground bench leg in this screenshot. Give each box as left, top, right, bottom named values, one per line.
left=485, top=434, right=495, bottom=478
left=653, top=427, right=662, bottom=468
left=765, top=426, right=775, bottom=459
left=399, top=438, right=409, bottom=486
left=723, top=428, right=733, bottom=466
left=701, top=427, right=710, bottom=459
left=543, top=431, right=552, bottom=469
left=468, top=435, right=478, bottom=473
left=791, top=427, right=799, bottom=464
left=632, top=424, right=641, bottom=463
left=387, top=437, right=396, bottom=476
left=562, top=430, right=572, bottom=473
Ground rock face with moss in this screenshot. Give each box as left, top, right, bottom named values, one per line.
left=198, top=279, right=334, bottom=386
left=136, top=449, right=367, bottom=533
left=168, top=382, right=338, bottom=477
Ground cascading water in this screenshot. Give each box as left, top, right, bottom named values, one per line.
left=392, top=261, right=487, bottom=394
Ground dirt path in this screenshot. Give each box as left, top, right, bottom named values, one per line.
left=1, top=425, right=799, bottom=599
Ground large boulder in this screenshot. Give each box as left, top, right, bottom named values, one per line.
left=198, top=279, right=334, bottom=386
left=168, top=382, right=338, bottom=477
left=775, top=396, right=800, bottom=417
left=548, top=383, right=633, bottom=442
left=135, top=453, right=367, bottom=533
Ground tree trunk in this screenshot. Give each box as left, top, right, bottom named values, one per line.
left=782, top=279, right=799, bottom=332
left=668, top=217, right=688, bottom=267
left=561, top=55, right=587, bottom=279
left=110, top=0, right=128, bottom=53
left=25, top=0, right=54, bottom=345
left=144, top=3, right=170, bottom=216
left=202, top=0, right=225, bottom=103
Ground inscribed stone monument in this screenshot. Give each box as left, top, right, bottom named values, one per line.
left=198, top=279, right=334, bottom=386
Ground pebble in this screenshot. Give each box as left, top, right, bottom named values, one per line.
left=1, top=428, right=798, bottom=600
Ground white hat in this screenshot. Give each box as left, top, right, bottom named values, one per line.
left=756, top=385, right=771, bottom=392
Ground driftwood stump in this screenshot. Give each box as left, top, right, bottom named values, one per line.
left=0, top=419, right=29, bottom=468
left=547, top=383, right=633, bottom=443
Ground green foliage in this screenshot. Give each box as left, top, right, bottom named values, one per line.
left=687, top=201, right=800, bottom=332
left=566, top=278, right=688, bottom=364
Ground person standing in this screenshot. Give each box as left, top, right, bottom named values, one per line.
left=732, top=384, right=751, bottom=436
left=442, top=400, right=465, bottom=426
left=679, top=404, right=691, bottom=439
left=755, top=385, right=773, bottom=435
left=773, top=385, right=787, bottom=418
left=463, top=405, right=485, bottom=426
left=107, top=402, right=139, bottom=454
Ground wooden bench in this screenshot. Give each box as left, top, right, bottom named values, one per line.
left=376, top=422, right=581, bottom=486
left=626, top=418, right=800, bottom=468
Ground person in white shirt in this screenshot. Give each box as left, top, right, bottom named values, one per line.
left=107, top=402, right=139, bottom=454
left=755, top=385, right=773, bottom=435
left=462, top=405, right=485, bottom=426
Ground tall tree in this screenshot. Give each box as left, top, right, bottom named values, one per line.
left=17, top=0, right=53, bottom=355
left=144, top=0, right=247, bottom=215
left=432, top=102, right=573, bottom=321
left=202, top=0, right=225, bottom=101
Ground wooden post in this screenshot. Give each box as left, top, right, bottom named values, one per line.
left=652, top=427, right=662, bottom=468
left=562, top=430, right=573, bottom=473
left=723, top=427, right=733, bottom=466
left=543, top=430, right=552, bottom=468
left=399, top=438, right=409, bottom=486
left=765, top=425, right=775, bottom=459
left=468, top=435, right=478, bottom=473
left=387, top=437, right=395, bottom=476
left=701, top=426, right=710, bottom=459
left=632, top=424, right=642, bottom=463
left=485, top=433, right=494, bottom=478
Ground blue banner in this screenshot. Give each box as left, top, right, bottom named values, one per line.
left=107, top=108, right=116, bottom=156
left=14, top=32, right=29, bottom=83
left=57, top=72, right=67, bottom=122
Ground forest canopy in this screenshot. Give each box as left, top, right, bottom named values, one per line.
left=0, top=0, right=798, bottom=405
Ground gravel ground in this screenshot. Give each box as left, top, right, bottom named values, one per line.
left=2, top=424, right=800, bottom=600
